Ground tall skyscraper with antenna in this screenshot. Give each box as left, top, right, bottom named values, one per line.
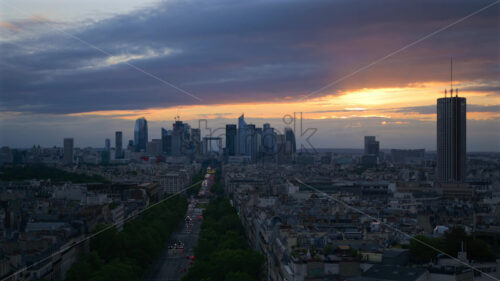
left=436, top=58, right=466, bottom=183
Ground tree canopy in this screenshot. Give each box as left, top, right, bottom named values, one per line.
left=66, top=195, right=187, bottom=281
left=182, top=198, right=264, bottom=281
left=0, top=164, right=108, bottom=183
left=409, top=227, right=496, bottom=264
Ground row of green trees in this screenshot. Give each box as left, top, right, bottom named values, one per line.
left=66, top=195, right=187, bottom=281
left=209, top=169, right=224, bottom=196
left=186, top=170, right=205, bottom=197
left=0, top=164, right=108, bottom=183
left=409, top=227, right=496, bottom=264
left=181, top=198, right=265, bottom=281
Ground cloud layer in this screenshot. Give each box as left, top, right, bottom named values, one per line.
left=1, top=0, right=499, bottom=114
left=1, top=0, right=499, bottom=150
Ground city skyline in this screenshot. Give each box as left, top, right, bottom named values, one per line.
left=1, top=1, right=499, bottom=280
left=0, top=110, right=498, bottom=152
left=1, top=0, right=499, bottom=150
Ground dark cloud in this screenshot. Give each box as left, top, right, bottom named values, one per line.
left=388, top=105, right=436, bottom=115
left=469, top=104, right=500, bottom=113
left=460, top=83, right=500, bottom=95
left=0, top=0, right=499, bottom=114
left=389, top=104, right=500, bottom=114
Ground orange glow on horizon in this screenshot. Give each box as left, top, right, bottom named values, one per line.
left=67, top=81, right=499, bottom=122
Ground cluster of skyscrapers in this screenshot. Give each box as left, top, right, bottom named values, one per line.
left=160, top=116, right=201, bottom=157
left=62, top=85, right=466, bottom=181
left=94, top=114, right=296, bottom=163
left=225, top=114, right=296, bottom=162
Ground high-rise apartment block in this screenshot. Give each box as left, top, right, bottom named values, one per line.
left=437, top=92, right=466, bottom=183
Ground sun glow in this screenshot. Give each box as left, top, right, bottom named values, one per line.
left=68, top=81, right=500, bottom=122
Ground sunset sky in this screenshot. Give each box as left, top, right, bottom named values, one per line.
left=1, top=0, right=499, bottom=150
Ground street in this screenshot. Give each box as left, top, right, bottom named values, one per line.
left=144, top=198, right=204, bottom=281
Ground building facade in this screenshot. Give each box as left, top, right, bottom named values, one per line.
left=285, top=127, right=296, bottom=154
left=225, top=124, right=237, bottom=156
left=134, top=118, right=148, bottom=152
left=436, top=96, right=466, bottom=182
left=115, top=131, right=123, bottom=159
left=364, top=136, right=380, bottom=156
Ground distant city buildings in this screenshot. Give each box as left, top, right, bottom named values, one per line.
left=147, top=139, right=162, bottom=156
left=63, top=138, right=73, bottom=165
left=223, top=114, right=296, bottom=163
left=82, top=114, right=299, bottom=163
left=262, top=123, right=274, bottom=154
left=115, top=131, right=123, bottom=159
left=203, top=137, right=222, bottom=155
left=161, top=128, right=171, bottom=155
left=159, top=117, right=201, bottom=158
left=0, top=147, right=13, bottom=165
left=225, top=124, right=237, bottom=156
left=172, top=118, right=187, bottom=156
left=246, top=124, right=258, bottom=160
left=190, top=128, right=201, bottom=155
left=127, top=140, right=134, bottom=152
left=3, top=106, right=500, bottom=281
left=285, top=127, right=296, bottom=154
left=237, top=114, right=248, bottom=156
left=105, top=138, right=110, bottom=151
left=121, top=114, right=298, bottom=163
left=134, top=118, right=148, bottom=152
left=436, top=90, right=466, bottom=183
left=390, top=149, right=425, bottom=164
left=362, top=136, right=379, bottom=166
left=364, top=136, right=380, bottom=156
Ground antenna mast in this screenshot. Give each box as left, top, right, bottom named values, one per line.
left=451, top=57, right=453, bottom=91
left=450, top=57, right=454, bottom=96
left=175, top=109, right=180, bottom=122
